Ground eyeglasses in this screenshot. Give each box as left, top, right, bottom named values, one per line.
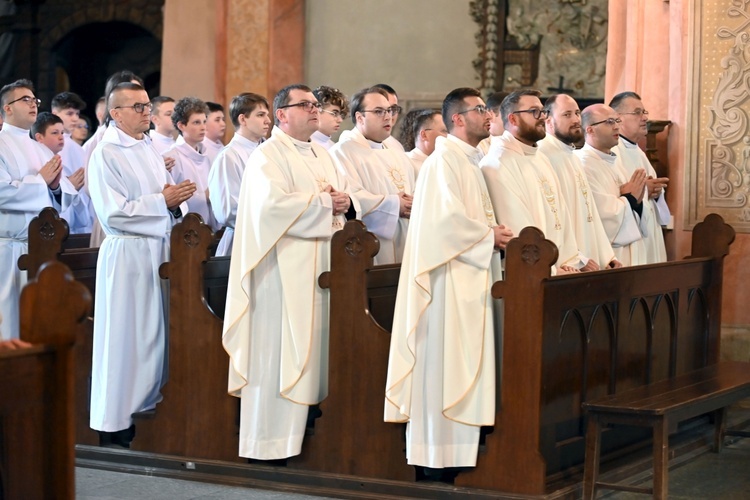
left=114, top=102, right=153, bottom=113
left=278, top=101, right=323, bottom=113
left=457, top=105, right=489, bottom=115
left=7, top=95, right=41, bottom=107
left=361, top=108, right=395, bottom=118
left=389, top=105, right=403, bottom=115
left=620, top=109, right=649, bottom=117
left=511, top=108, right=549, bottom=119
left=589, top=117, right=622, bottom=127
left=322, top=109, right=346, bottom=119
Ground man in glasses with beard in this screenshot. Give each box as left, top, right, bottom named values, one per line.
left=480, top=89, right=586, bottom=275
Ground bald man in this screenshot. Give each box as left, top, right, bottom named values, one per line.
left=575, top=104, right=649, bottom=266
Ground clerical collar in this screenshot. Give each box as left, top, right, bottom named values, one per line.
left=446, top=134, right=482, bottom=164
left=620, top=135, right=637, bottom=146
left=367, top=138, right=385, bottom=150
left=289, top=135, right=317, bottom=158
left=583, top=143, right=617, bottom=164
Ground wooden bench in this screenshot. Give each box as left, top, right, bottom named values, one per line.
left=582, top=361, right=750, bottom=499
left=0, top=261, right=91, bottom=500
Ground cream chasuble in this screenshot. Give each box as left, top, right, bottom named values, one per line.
left=480, top=131, right=583, bottom=271
left=538, top=135, right=616, bottom=267
left=576, top=144, right=648, bottom=266
left=385, top=134, right=501, bottom=468
left=207, top=133, right=261, bottom=256
left=223, top=126, right=361, bottom=460
left=613, top=137, right=668, bottom=263
left=330, top=128, right=414, bottom=264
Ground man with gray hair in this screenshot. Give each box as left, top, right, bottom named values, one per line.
left=610, top=91, right=669, bottom=263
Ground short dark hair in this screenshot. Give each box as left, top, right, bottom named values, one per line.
left=499, top=89, right=542, bottom=127
left=104, top=70, right=144, bottom=124
left=313, top=86, right=350, bottom=118
left=543, top=94, right=567, bottom=116
left=205, top=101, right=224, bottom=114
left=51, top=91, right=86, bottom=112
left=399, top=108, right=440, bottom=150
left=0, top=79, right=35, bottom=118
left=171, top=97, right=209, bottom=131
left=273, top=84, right=312, bottom=126
left=349, top=86, right=389, bottom=124
left=442, top=87, right=481, bottom=132
left=373, top=83, right=397, bottom=98
left=31, top=111, right=63, bottom=137
left=485, top=91, right=509, bottom=114
left=609, top=91, right=642, bottom=111
left=107, top=82, right=146, bottom=113
left=229, top=92, right=269, bottom=129
left=150, top=95, right=175, bottom=115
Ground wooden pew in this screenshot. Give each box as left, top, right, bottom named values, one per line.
left=18, top=207, right=100, bottom=446
left=290, top=220, right=413, bottom=480
left=0, top=261, right=91, bottom=500
left=454, top=214, right=736, bottom=494
left=131, top=214, right=241, bottom=462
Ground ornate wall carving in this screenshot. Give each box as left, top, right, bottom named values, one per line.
left=473, top=0, right=607, bottom=97
left=688, top=1, right=750, bottom=231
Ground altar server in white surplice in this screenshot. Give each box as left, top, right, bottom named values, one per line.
left=480, top=90, right=586, bottom=274
left=148, top=96, right=177, bottom=155
left=311, top=85, right=349, bottom=150
left=51, top=92, right=93, bottom=234
left=88, top=82, right=195, bottom=447
left=538, top=94, right=621, bottom=269
left=222, top=84, right=361, bottom=461
left=208, top=92, right=271, bottom=256
left=610, top=91, right=669, bottom=263
left=202, top=101, right=226, bottom=164
left=164, top=97, right=219, bottom=230
left=386, top=87, right=512, bottom=473
left=0, top=79, right=78, bottom=340
left=576, top=104, right=649, bottom=267
left=330, top=86, right=414, bottom=264
left=400, top=108, right=447, bottom=178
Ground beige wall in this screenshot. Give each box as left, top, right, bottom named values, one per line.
left=161, top=0, right=218, bottom=102
left=305, top=0, right=478, bottom=106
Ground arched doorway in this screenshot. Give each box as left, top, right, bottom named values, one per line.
left=50, top=21, right=161, bottom=122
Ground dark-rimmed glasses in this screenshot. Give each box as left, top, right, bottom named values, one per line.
left=7, top=96, right=41, bottom=107
left=590, top=117, right=622, bottom=127
left=511, top=108, right=548, bottom=119
left=278, top=101, right=323, bottom=113
left=361, top=108, right=395, bottom=118
left=114, top=102, right=153, bottom=113
left=457, top=105, right=489, bottom=115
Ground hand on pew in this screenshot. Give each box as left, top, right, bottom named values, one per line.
left=163, top=180, right=197, bottom=209
left=0, top=338, right=33, bottom=351
left=492, top=224, right=513, bottom=250
left=40, top=154, right=63, bottom=189
left=607, top=258, right=623, bottom=269
left=67, top=167, right=85, bottom=191
left=580, top=259, right=601, bottom=272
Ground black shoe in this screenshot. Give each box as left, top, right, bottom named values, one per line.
left=98, top=425, right=135, bottom=449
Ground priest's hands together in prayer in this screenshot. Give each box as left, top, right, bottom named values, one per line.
left=619, top=168, right=648, bottom=203
left=492, top=224, right=514, bottom=250
left=39, top=155, right=63, bottom=190
left=323, top=185, right=351, bottom=215
left=162, top=180, right=197, bottom=210
left=646, top=175, right=669, bottom=199
left=398, top=192, right=413, bottom=219
left=67, top=167, right=85, bottom=191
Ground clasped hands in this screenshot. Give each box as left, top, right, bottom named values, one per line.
left=163, top=180, right=197, bottom=210
left=620, top=169, right=669, bottom=202
left=323, top=185, right=351, bottom=215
